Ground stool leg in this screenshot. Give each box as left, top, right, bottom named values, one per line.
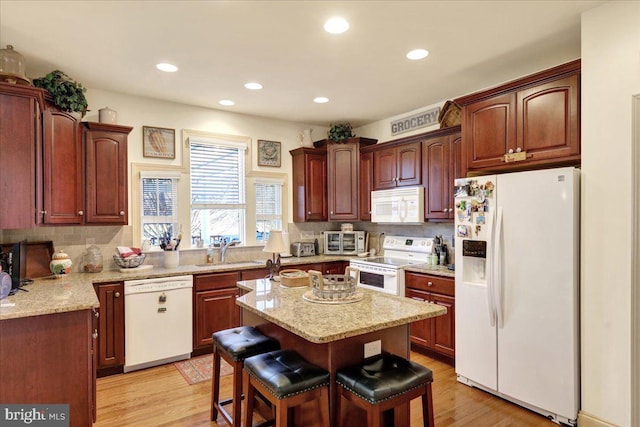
left=318, top=386, right=330, bottom=427
left=422, top=383, right=435, bottom=427
left=275, top=399, right=288, bottom=427
left=367, top=404, right=382, bottom=427
left=231, top=360, right=243, bottom=427
left=243, top=372, right=255, bottom=427
left=211, top=348, right=221, bottom=421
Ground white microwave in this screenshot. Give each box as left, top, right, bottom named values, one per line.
left=324, top=231, right=366, bottom=255
left=370, top=187, right=425, bottom=224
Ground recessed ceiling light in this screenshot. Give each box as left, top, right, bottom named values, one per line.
left=219, top=100, right=235, bottom=106
left=156, top=62, right=178, bottom=72
left=406, top=49, right=429, bottom=60
left=324, top=17, right=349, bottom=34
left=244, top=82, right=263, bottom=90
left=314, top=97, right=329, bottom=104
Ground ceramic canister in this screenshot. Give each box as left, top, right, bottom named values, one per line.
left=50, top=250, right=73, bottom=276
left=98, top=107, right=117, bottom=124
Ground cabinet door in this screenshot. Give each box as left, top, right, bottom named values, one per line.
left=42, top=107, right=83, bottom=224
left=0, top=90, right=40, bottom=229
left=305, top=153, right=327, bottom=221
left=406, top=288, right=432, bottom=349
left=449, top=133, right=465, bottom=218
left=94, top=282, right=124, bottom=369
left=194, top=288, right=240, bottom=350
left=327, top=143, right=358, bottom=220
left=373, top=146, right=397, bottom=190
left=423, top=137, right=450, bottom=220
left=517, top=74, right=580, bottom=162
left=396, top=142, right=421, bottom=187
left=431, top=293, right=455, bottom=357
left=463, top=93, right=516, bottom=170
left=359, top=151, right=374, bottom=220
left=84, top=128, right=128, bottom=224
left=241, top=268, right=270, bottom=280
left=322, top=261, right=346, bottom=275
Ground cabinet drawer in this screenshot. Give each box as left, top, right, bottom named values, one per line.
left=195, top=272, right=240, bottom=291
left=405, top=272, right=454, bottom=296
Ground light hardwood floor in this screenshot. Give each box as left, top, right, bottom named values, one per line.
left=94, top=352, right=557, bottom=426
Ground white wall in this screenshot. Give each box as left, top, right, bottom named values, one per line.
left=581, top=2, right=640, bottom=426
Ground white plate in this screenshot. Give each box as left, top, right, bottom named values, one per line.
left=357, top=252, right=369, bottom=257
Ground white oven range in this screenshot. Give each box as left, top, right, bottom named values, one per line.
left=349, top=236, right=433, bottom=296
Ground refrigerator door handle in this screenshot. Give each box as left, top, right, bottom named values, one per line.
left=495, top=207, right=504, bottom=329
left=486, top=207, right=497, bottom=327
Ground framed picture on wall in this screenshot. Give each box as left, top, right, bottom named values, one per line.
left=143, top=126, right=176, bottom=159
left=257, top=140, right=281, bottom=167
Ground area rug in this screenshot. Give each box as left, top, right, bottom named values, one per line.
left=175, top=354, right=233, bottom=385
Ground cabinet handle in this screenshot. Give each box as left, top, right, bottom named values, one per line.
left=119, top=211, right=125, bottom=216
left=78, top=210, right=83, bottom=216
left=508, top=149, right=514, bottom=154
left=427, top=281, right=433, bottom=287
left=115, top=292, right=121, bottom=298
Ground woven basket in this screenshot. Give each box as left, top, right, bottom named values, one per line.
left=279, top=269, right=309, bottom=287
left=438, top=100, right=462, bottom=128
left=308, top=267, right=359, bottom=300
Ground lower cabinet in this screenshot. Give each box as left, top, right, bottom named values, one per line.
left=94, top=281, right=125, bottom=377
left=404, top=272, right=455, bottom=360
left=193, top=272, right=241, bottom=354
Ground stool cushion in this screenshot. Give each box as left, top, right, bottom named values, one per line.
left=212, top=326, right=280, bottom=362
left=244, top=350, right=330, bottom=399
left=336, top=353, right=433, bottom=403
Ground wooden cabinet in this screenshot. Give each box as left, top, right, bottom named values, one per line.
left=359, top=151, right=374, bottom=221
left=372, top=141, right=421, bottom=190
left=241, top=267, right=270, bottom=280
left=456, top=60, right=580, bottom=173
left=94, top=281, right=125, bottom=377
left=290, top=147, right=327, bottom=222
left=0, top=309, right=95, bottom=427
left=0, top=83, right=44, bottom=229
left=422, top=126, right=463, bottom=220
left=326, top=138, right=377, bottom=221
left=83, top=122, right=132, bottom=224
left=405, top=272, right=455, bottom=359
left=193, top=272, right=241, bottom=353
left=42, top=102, right=83, bottom=224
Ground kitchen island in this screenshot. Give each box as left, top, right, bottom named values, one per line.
left=236, top=278, right=447, bottom=426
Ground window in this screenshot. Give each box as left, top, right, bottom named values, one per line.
left=140, top=171, right=180, bottom=246
left=255, top=178, right=283, bottom=243
left=190, top=138, right=246, bottom=246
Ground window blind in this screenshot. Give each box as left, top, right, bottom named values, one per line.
left=190, top=141, right=246, bottom=207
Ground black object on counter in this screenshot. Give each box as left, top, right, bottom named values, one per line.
left=314, top=238, right=319, bottom=255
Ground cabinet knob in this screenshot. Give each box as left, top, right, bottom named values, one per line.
left=40, top=210, right=47, bottom=215
left=369, top=210, right=372, bottom=214
left=508, top=149, right=514, bottom=154
left=94, top=310, right=99, bottom=318
left=78, top=210, right=83, bottom=216
left=330, top=211, right=334, bottom=215
left=115, top=292, right=121, bottom=298
left=427, top=281, right=433, bottom=287
left=92, top=330, right=98, bottom=339
left=516, top=147, right=522, bottom=153
left=307, top=211, right=311, bottom=215
left=119, top=211, right=125, bottom=216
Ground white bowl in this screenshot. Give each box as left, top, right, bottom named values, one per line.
left=357, top=252, right=369, bottom=257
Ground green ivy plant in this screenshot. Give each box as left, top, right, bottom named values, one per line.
left=33, top=70, right=88, bottom=116
left=327, top=122, right=355, bottom=142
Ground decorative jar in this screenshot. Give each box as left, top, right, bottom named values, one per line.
left=83, top=245, right=103, bottom=273
left=50, top=250, right=72, bottom=276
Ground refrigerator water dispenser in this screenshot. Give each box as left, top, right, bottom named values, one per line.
left=462, top=240, right=487, bottom=283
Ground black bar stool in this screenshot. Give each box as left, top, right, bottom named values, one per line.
left=211, top=326, right=280, bottom=427
left=335, top=353, right=434, bottom=427
left=243, top=349, right=330, bottom=427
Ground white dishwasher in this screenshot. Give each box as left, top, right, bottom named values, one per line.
left=124, top=275, right=193, bottom=373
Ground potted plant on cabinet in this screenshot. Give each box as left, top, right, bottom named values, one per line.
left=33, top=70, right=88, bottom=117
left=327, top=122, right=355, bottom=142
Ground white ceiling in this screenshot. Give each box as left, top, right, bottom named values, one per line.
left=0, top=1, right=604, bottom=127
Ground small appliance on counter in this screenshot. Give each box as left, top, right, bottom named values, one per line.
left=324, top=231, right=366, bottom=255
left=290, top=242, right=315, bottom=257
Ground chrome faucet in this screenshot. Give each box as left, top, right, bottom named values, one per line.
left=221, top=239, right=241, bottom=263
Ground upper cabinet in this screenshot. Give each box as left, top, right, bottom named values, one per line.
left=370, top=140, right=421, bottom=190
left=422, top=126, right=463, bottom=220
left=456, top=60, right=580, bottom=173
left=82, top=122, right=132, bottom=225
left=326, top=138, right=377, bottom=221
left=291, top=147, right=327, bottom=222
left=42, top=101, right=83, bottom=224
left=0, top=83, right=45, bottom=229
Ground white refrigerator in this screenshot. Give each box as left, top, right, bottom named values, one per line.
left=454, top=167, right=579, bottom=425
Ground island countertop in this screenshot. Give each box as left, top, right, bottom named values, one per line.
left=236, top=279, right=447, bottom=344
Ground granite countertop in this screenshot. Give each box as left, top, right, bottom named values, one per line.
left=0, top=255, right=454, bottom=321
left=403, top=264, right=455, bottom=278
left=236, top=278, right=447, bottom=344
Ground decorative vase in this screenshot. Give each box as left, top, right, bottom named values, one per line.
left=164, top=251, right=179, bottom=269
left=98, top=106, right=117, bottom=124
left=298, top=128, right=313, bottom=147
left=50, top=250, right=72, bottom=276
